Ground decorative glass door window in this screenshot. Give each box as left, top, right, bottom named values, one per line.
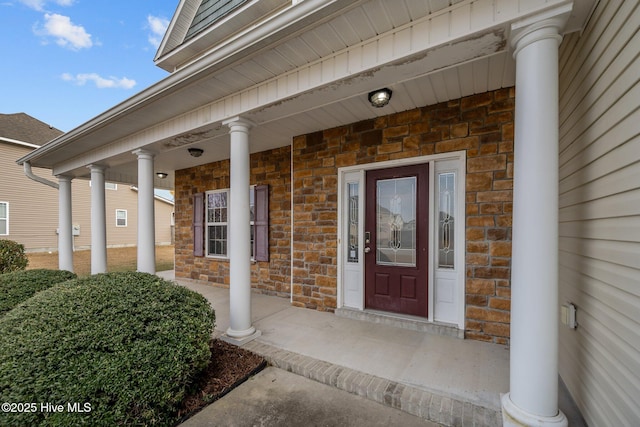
left=347, top=183, right=359, bottom=263
left=437, top=172, right=455, bottom=268
left=376, top=177, right=417, bottom=267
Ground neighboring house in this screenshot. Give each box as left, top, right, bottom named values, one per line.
left=1, top=113, right=174, bottom=252
left=17, top=1, right=639, bottom=426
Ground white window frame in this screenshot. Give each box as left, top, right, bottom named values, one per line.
left=205, top=187, right=257, bottom=260
left=0, top=201, right=8, bottom=235
left=115, top=209, right=127, bottom=227
left=206, top=189, right=229, bottom=258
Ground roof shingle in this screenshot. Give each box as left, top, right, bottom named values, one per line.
left=0, top=113, right=63, bottom=146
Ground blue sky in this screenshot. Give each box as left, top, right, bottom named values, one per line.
left=1, top=0, right=178, bottom=132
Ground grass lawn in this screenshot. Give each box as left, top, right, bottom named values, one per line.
left=27, top=245, right=175, bottom=276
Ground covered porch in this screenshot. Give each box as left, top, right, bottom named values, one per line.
left=17, top=1, right=599, bottom=425
left=157, top=270, right=585, bottom=427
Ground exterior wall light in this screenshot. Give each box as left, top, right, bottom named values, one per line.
left=368, top=88, right=392, bottom=107
left=188, top=148, right=204, bottom=157
left=156, top=172, right=168, bottom=179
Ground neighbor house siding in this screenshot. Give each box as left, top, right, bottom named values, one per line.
left=0, top=143, right=174, bottom=251
left=0, top=142, right=59, bottom=251
left=155, top=199, right=175, bottom=245
left=558, top=1, right=640, bottom=426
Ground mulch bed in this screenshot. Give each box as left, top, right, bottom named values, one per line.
left=176, top=339, right=267, bottom=423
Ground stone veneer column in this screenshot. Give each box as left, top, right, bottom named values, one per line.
left=57, top=175, right=74, bottom=272
left=133, top=149, right=156, bottom=274
left=88, top=164, right=107, bottom=274
left=502, top=4, right=571, bottom=427
left=221, top=116, right=261, bottom=344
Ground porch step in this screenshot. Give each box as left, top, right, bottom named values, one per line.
left=335, top=308, right=465, bottom=339
left=243, top=341, right=501, bottom=427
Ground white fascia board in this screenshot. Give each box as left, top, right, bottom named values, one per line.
left=2, top=137, right=41, bottom=151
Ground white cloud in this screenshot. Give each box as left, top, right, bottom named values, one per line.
left=35, top=13, right=92, bottom=50
left=19, top=0, right=74, bottom=11
left=147, top=15, right=169, bottom=49
left=61, top=73, right=136, bottom=89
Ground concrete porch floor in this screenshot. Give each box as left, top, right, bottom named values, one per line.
left=157, top=271, right=585, bottom=426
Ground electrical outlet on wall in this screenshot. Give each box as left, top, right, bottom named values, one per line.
left=561, top=303, right=578, bottom=329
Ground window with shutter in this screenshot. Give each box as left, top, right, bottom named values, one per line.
left=196, top=186, right=269, bottom=261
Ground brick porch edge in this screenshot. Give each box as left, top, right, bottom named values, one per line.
left=244, top=341, right=501, bottom=427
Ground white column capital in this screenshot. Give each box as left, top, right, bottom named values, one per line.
left=222, top=116, right=255, bottom=132
left=510, top=3, right=572, bottom=57
left=87, top=164, right=106, bottom=173
left=132, top=148, right=156, bottom=159
left=56, top=174, right=73, bottom=183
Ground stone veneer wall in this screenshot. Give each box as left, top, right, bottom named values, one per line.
left=174, top=146, right=291, bottom=296
left=292, top=88, right=515, bottom=344
left=174, top=88, right=514, bottom=344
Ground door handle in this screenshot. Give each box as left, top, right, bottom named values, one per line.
left=364, top=247, right=371, bottom=253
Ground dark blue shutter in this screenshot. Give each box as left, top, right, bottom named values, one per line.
left=193, top=193, right=204, bottom=257
left=253, top=185, right=269, bottom=262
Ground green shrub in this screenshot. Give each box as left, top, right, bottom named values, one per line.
left=0, top=272, right=215, bottom=427
left=0, top=269, right=76, bottom=316
left=0, top=240, right=28, bottom=274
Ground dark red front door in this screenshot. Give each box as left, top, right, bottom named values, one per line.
left=365, top=164, right=429, bottom=317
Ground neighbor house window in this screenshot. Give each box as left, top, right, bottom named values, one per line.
left=116, top=209, right=127, bottom=227
left=0, top=202, right=8, bottom=235
left=194, top=186, right=269, bottom=261
left=89, top=181, right=118, bottom=190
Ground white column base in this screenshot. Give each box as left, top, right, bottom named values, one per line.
left=502, top=394, right=568, bottom=427
left=221, top=328, right=262, bottom=346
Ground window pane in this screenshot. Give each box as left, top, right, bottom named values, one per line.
left=376, top=177, right=416, bottom=267
left=0, top=203, right=6, bottom=218
left=347, top=183, right=358, bottom=263
left=0, top=219, right=6, bottom=235
left=438, top=172, right=455, bottom=269
left=249, top=188, right=255, bottom=222
left=207, top=225, right=227, bottom=256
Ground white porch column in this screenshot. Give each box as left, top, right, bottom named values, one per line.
left=88, top=164, right=107, bottom=274
left=57, top=175, right=74, bottom=272
left=502, top=5, right=571, bottom=427
left=133, top=149, right=156, bottom=274
left=221, top=116, right=261, bottom=344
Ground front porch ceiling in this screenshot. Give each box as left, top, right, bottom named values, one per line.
left=23, top=0, right=591, bottom=188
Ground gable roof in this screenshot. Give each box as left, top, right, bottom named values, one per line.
left=154, top=0, right=288, bottom=72
left=0, top=113, right=63, bottom=146
left=185, top=0, right=247, bottom=41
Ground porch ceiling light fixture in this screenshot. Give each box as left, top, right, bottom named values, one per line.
left=156, top=172, right=168, bottom=179
left=368, top=88, right=392, bottom=108
left=188, top=147, right=204, bottom=157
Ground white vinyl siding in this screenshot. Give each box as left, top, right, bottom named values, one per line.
left=558, top=1, right=640, bottom=426
left=0, top=202, right=8, bottom=235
